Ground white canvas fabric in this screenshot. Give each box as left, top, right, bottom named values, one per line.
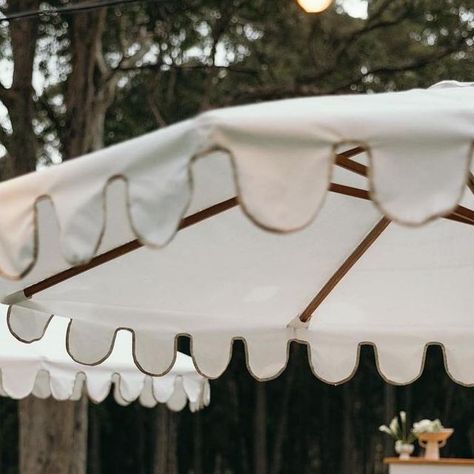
left=0, top=82, right=473, bottom=384
left=0, top=310, right=210, bottom=410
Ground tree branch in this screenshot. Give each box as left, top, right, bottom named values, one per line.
left=226, top=43, right=466, bottom=104
left=367, top=0, right=397, bottom=24
left=117, top=62, right=258, bottom=76
left=305, top=1, right=412, bottom=84
left=146, top=72, right=168, bottom=127
left=147, top=96, right=167, bottom=127
left=323, top=45, right=467, bottom=95
left=36, top=93, right=65, bottom=150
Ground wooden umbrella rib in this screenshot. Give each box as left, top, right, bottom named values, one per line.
left=468, top=173, right=474, bottom=195
left=329, top=183, right=474, bottom=226
left=300, top=161, right=474, bottom=323
left=329, top=183, right=370, bottom=201
left=299, top=217, right=391, bottom=323
left=447, top=211, right=474, bottom=226
left=335, top=145, right=366, bottom=161
left=18, top=149, right=365, bottom=299
left=21, top=149, right=474, bottom=299
left=23, top=197, right=238, bottom=298
left=22, top=181, right=370, bottom=299
left=450, top=206, right=474, bottom=225
left=334, top=154, right=474, bottom=226
left=335, top=153, right=367, bottom=177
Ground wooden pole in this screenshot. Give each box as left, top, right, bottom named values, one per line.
left=20, top=150, right=474, bottom=300
left=299, top=217, right=391, bottom=323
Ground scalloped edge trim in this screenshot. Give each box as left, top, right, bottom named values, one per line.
left=7, top=307, right=474, bottom=386
left=0, top=365, right=210, bottom=410
left=0, top=138, right=472, bottom=283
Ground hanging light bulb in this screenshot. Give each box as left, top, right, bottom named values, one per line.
left=297, top=0, right=334, bottom=13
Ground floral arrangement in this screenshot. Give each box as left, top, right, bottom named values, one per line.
left=413, top=419, right=444, bottom=434
left=380, top=414, right=450, bottom=460
left=379, top=411, right=416, bottom=444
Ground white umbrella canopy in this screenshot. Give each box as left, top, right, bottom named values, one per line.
left=0, top=309, right=210, bottom=411
left=0, top=81, right=473, bottom=384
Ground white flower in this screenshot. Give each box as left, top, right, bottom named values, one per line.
left=389, top=417, right=400, bottom=436
left=380, top=412, right=417, bottom=443
left=432, top=419, right=444, bottom=432
left=379, top=425, right=392, bottom=435
left=413, top=419, right=432, bottom=433
left=413, top=419, right=444, bottom=434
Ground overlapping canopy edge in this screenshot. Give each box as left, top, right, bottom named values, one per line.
left=1, top=313, right=211, bottom=410
left=5, top=140, right=473, bottom=282
left=0, top=365, right=211, bottom=411
left=0, top=83, right=473, bottom=282
left=0, top=82, right=473, bottom=385
left=7, top=307, right=474, bottom=387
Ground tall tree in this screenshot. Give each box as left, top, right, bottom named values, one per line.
left=2, top=4, right=132, bottom=473
left=0, top=0, right=39, bottom=178
left=19, top=396, right=88, bottom=474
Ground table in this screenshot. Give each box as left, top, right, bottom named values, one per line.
left=385, top=458, right=474, bottom=473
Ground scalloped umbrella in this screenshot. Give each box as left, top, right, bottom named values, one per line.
left=0, top=308, right=210, bottom=411
left=0, top=81, right=473, bottom=384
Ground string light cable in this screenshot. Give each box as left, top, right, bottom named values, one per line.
left=0, top=0, right=171, bottom=23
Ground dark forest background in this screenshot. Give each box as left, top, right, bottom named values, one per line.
left=0, top=0, right=473, bottom=473
left=3, top=346, right=474, bottom=473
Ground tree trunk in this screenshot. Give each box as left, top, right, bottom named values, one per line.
left=11, top=9, right=107, bottom=474
left=271, top=359, right=296, bottom=474
left=0, top=0, right=40, bottom=180
left=63, top=10, right=107, bottom=159
left=342, top=384, right=356, bottom=474
left=153, top=405, right=179, bottom=474
left=154, top=404, right=168, bottom=474
left=88, top=404, right=101, bottom=474
left=167, top=411, right=179, bottom=474
left=193, top=412, right=203, bottom=474
left=19, top=396, right=88, bottom=474
left=383, top=384, right=396, bottom=464
left=135, top=405, right=146, bottom=474
left=227, top=375, right=250, bottom=473
left=4, top=7, right=137, bottom=474
left=254, top=382, right=267, bottom=474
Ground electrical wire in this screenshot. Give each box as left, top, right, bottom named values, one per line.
left=0, top=0, right=170, bottom=23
